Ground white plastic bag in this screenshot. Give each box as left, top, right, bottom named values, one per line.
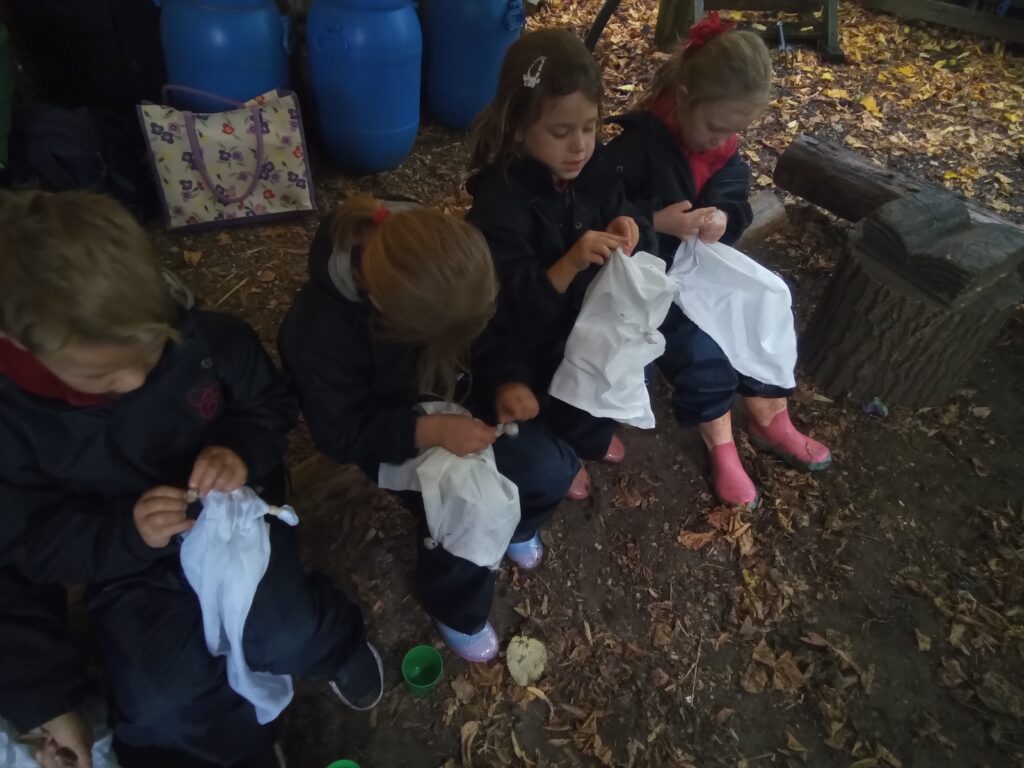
left=548, top=249, right=676, bottom=429
left=667, top=238, right=797, bottom=389
left=378, top=402, right=521, bottom=570
left=180, top=487, right=299, bottom=725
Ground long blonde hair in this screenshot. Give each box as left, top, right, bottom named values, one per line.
left=0, top=190, right=178, bottom=354
left=332, top=195, right=498, bottom=400
left=644, top=27, right=772, bottom=113
left=470, top=28, right=603, bottom=170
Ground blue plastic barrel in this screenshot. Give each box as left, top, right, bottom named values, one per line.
left=307, top=0, right=421, bottom=174
left=422, top=0, right=523, bottom=131
left=157, top=0, right=292, bottom=111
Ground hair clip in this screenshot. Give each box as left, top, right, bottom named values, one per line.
left=372, top=207, right=391, bottom=226
left=522, top=56, right=547, bottom=89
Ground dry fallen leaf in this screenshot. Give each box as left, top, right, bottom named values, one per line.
left=257, top=270, right=277, bottom=283
left=937, top=657, right=967, bottom=687
left=183, top=249, right=203, bottom=267
left=461, top=720, right=480, bottom=767
left=678, top=530, right=716, bottom=550
left=915, top=629, right=932, bottom=652
left=786, top=731, right=809, bottom=754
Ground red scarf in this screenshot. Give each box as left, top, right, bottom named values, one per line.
left=0, top=338, right=111, bottom=406
left=649, top=95, right=738, bottom=197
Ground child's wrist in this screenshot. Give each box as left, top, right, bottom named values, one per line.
left=414, top=414, right=439, bottom=449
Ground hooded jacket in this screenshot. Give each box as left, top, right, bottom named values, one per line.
left=465, top=147, right=655, bottom=388
left=605, top=110, right=753, bottom=256
left=0, top=307, right=296, bottom=731
left=278, top=215, right=529, bottom=474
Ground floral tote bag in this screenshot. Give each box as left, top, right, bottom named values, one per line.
left=138, top=88, right=315, bottom=230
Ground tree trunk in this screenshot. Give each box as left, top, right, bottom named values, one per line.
left=774, top=134, right=1018, bottom=230
left=802, top=244, right=1021, bottom=408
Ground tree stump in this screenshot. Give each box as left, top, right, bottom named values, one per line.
left=803, top=190, right=1024, bottom=407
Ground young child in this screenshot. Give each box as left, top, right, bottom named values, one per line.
left=465, top=28, right=652, bottom=499
left=278, top=196, right=578, bottom=663
left=606, top=15, right=831, bottom=506
left=0, top=191, right=380, bottom=768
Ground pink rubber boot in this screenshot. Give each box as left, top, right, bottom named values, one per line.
left=708, top=442, right=758, bottom=508
left=603, top=434, right=625, bottom=463
left=747, top=409, right=831, bottom=471
left=566, top=465, right=591, bottom=501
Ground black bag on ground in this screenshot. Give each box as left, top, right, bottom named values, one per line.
left=5, top=103, right=158, bottom=221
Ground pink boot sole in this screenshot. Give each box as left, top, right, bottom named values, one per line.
left=748, top=409, right=831, bottom=471
left=708, top=442, right=758, bottom=509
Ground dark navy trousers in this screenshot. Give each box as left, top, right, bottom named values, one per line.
left=388, top=420, right=578, bottom=635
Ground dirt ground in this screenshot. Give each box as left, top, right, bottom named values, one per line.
left=149, top=3, right=1024, bottom=766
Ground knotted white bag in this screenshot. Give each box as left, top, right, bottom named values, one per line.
left=377, top=402, right=521, bottom=570
left=548, top=249, right=676, bottom=429
left=667, top=238, right=797, bottom=388
left=180, top=487, right=299, bottom=725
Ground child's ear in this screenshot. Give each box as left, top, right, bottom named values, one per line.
left=676, top=85, right=689, bottom=104
left=513, top=127, right=523, bottom=143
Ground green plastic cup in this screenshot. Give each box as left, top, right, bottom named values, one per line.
left=401, top=644, right=444, bottom=696
left=325, top=761, right=360, bottom=768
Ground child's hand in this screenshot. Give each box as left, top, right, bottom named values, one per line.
left=35, top=709, right=93, bottom=768
left=605, top=216, right=639, bottom=255
left=189, top=446, right=248, bottom=497
left=417, top=414, right=496, bottom=457
left=563, top=230, right=623, bottom=272
left=698, top=210, right=728, bottom=244
left=133, top=486, right=192, bottom=549
left=495, top=382, right=540, bottom=424
left=654, top=201, right=718, bottom=241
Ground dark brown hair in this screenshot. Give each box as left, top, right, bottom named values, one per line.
left=470, top=28, right=603, bottom=169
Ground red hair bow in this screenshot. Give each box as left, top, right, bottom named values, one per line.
left=686, top=11, right=735, bottom=50
left=372, top=207, right=391, bottom=226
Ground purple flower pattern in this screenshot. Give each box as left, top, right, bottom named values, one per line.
left=144, top=91, right=312, bottom=229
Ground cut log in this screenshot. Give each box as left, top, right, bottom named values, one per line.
left=803, top=191, right=1024, bottom=407
left=736, top=190, right=788, bottom=249
left=774, top=134, right=1020, bottom=230
left=803, top=245, right=1021, bottom=407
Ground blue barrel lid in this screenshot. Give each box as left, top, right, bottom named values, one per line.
left=173, top=0, right=278, bottom=8
left=317, top=0, right=414, bottom=9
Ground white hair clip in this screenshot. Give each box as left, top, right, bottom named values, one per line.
left=522, top=56, right=547, bottom=89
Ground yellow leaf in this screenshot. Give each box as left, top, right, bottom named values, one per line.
left=943, top=171, right=960, bottom=180
left=897, top=65, right=916, bottom=77
left=860, top=94, right=881, bottom=116
left=821, top=71, right=834, bottom=81
left=823, top=88, right=850, bottom=99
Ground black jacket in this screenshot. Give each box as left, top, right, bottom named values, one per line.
left=465, top=147, right=655, bottom=388
left=606, top=110, right=753, bottom=256
left=0, top=308, right=296, bottom=731
left=278, top=216, right=527, bottom=473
